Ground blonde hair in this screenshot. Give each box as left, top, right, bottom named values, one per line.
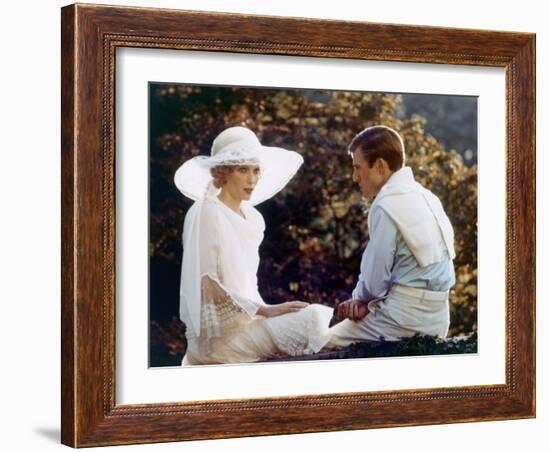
left=210, top=165, right=235, bottom=188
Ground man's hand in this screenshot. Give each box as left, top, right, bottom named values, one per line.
left=258, top=301, right=309, bottom=318
left=336, top=298, right=369, bottom=321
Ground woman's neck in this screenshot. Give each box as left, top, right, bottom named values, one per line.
left=217, top=190, right=244, bottom=216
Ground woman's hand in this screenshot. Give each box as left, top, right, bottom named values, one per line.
left=258, top=301, right=309, bottom=318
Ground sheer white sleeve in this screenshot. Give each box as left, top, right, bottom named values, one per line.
left=179, top=200, right=261, bottom=341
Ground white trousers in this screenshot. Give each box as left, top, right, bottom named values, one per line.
left=325, top=284, right=450, bottom=349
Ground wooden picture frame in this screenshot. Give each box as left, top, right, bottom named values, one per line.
left=61, top=3, right=535, bottom=447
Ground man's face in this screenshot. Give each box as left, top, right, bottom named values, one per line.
left=351, top=149, right=387, bottom=199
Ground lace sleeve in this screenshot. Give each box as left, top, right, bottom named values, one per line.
left=199, top=274, right=257, bottom=339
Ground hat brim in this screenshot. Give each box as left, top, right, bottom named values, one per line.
left=174, top=145, right=304, bottom=206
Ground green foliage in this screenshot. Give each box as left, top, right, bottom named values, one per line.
left=149, top=84, right=478, bottom=365
left=266, top=333, right=478, bottom=362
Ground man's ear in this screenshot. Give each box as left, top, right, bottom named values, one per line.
left=375, top=157, right=388, bottom=173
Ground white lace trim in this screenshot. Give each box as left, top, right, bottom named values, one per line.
left=184, top=274, right=258, bottom=355
left=265, top=306, right=331, bottom=357
left=195, top=147, right=261, bottom=168
left=201, top=276, right=249, bottom=337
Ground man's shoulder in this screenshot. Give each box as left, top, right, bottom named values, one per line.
left=375, top=190, right=421, bottom=211
left=377, top=182, right=442, bottom=207
left=373, top=187, right=436, bottom=226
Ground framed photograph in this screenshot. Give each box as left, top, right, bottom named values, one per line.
left=61, top=3, right=535, bottom=447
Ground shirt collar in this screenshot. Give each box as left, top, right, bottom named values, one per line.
left=386, top=166, right=414, bottom=185
left=375, top=166, right=416, bottom=199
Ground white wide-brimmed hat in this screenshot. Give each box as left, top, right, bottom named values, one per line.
left=174, top=127, right=304, bottom=205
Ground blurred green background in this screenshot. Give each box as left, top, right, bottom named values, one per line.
left=148, top=84, right=478, bottom=366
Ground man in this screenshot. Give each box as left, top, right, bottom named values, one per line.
left=326, top=125, right=456, bottom=348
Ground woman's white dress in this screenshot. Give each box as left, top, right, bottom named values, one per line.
left=180, top=196, right=333, bottom=365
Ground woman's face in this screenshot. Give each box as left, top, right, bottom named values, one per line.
left=221, top=164, right=261, bottom=201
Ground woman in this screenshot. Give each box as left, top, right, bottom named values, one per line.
left=175, top=126, right=333, bottom=365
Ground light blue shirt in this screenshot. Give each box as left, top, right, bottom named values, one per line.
left=352, top=205, right=456, bottom=301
